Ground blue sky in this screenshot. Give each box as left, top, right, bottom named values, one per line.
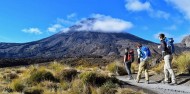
left=0, top=0, right=190, bottom=43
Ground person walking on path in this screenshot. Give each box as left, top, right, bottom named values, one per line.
left=136, top=43, right=151, bottom=84
left=158, top=33, right=177, bottom=85
left=123, top=47, right=134, bottom=80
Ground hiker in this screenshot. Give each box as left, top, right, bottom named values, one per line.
left=136, top=43, right=151, bottom=84
left=158, top=33, right=176, bottom=85
left=123, top=47, right=134, bottom=80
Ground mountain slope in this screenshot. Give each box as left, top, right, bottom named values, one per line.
left=0, top=31, right=158, bottom=59
left=181, top=35, right=190, bottom=47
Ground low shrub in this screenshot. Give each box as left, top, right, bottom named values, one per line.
left=28, top=70, right=57, bottom=83
left=173, top=52, right=190, bottom=74
left=90, top=86, right=98, bottom=94
left=116, top=88, right=144, bottom=94
left=131, top=63, right=138, bottom=73
left=24, top=87, right=44, bottom=94
left=102, top=81, right=118, bottom=89
left=15, top=69, right=25, bottom=74
left=3, top=73, right=18, bottom=80
left=60, top=81, right=71, bottom=90
left=97, top=81, right=119, bottom=94
left=151, top=61, right=164, bottom=74
left=40, top=81, right=58, bottom=92
left=3, top=87, right=13, bottom=93
left=49, top=61, right=65, bottom=72
left=79, top=72, right=96, bottom=85
left=107, top=63, right=117, bottom=73
left=69, top=79, right=85, bottom=94
left=106, top=62, right=127, bottom=76
left=55, top=69, right=78, bottom=81
left=10, top=79, right=25, bottom=92
left=79, top=71, right=117, bottom=87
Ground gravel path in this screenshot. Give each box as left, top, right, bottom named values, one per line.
left=117, top=76, right=190, bottom=94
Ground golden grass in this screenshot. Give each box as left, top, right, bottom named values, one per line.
left=151, top=61, right=164, bottom=74
left=0, top=59, right=147, bottom=94
left=106, top=60, right=127, bottom=75
left=9, top=79, right=25, bottom=92
left=116, top=88, right=145, bottom=94
left=173, top=52, right=190, bottom=74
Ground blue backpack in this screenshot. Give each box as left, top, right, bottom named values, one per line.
left=140, top=46, right=151, bottom=59
left=164, top=38, right=175, bottom=54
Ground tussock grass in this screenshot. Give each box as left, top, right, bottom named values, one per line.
left=116, top=88, right=145, bottom=94
left=10, top=79, right=25, bottom=92
left=28, top=70, right=57, bottom=84
left=60, top=80, right=71, bottom=90
left=151, top=52, right=190, bottom=74
left=0, top=59, right=145, bottom=94
left=131, top=62, right=138, bottom=73
left=39, top=81, right=58, bottom=92
left=48, top=61, right=66, bottom=72
left=106, top=61, right=127, bottom=75
left=173, top=52, right=190, bottom=74
left=79, top=71, right=108, bottom=86
left=69, top=79, right=85, bottom=94
left=151, top=61, right=164, bottom=74
left=24, top=87, right=44, bottom=94
left=3, top=72, right=18, bottom=80
left=55, top=68, right=78, bottom=82
left=98, top=81, right=118, bottom=94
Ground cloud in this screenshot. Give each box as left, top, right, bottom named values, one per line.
left=125, top=0, right=151, bottom=11
left=150, top=10, right=170, bottom=19
left=76, top=14, right=133, bottom=32
left=125, top=0, right=170, bottom=19
left=50, top=14, right=133, bottom=33
left=47, top=16, right=77, bottom=33
left=67, top=13, right=77, bottom=19
left=57, top=18, right=75, bottom=26
left=47, top=24, right=63, bottom=32
left=165, top=0, right=190, bottom=20
left=22, top=28, right=42, bottom=34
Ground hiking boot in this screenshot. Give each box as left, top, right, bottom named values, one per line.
left=136, top=79, right=140, bottom=83
left=128, top=76, right=133, bottom=80
left=161, top=80, right=169, bottom=84
left=145, top=80, right=149, bottom=84
left=169, top=82, right=177, bottom=86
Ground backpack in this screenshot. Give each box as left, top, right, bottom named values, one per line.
left=164, top=38, right=175, bottom=54
left=127, top=49, right=134, bottom=62
left=140, top=46, right=151, bottom=59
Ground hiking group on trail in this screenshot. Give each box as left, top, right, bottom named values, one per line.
left=123, top=33, right=177, bottom=85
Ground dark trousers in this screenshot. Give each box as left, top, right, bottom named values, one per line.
left=124, top=61, right=132, bottom=78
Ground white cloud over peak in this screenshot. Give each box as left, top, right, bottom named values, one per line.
left=22, top=28, right=42, bottom=34
left=47, top=16, right=77, bottom=33
left=165, top=0, right=190, bottom=20
left=57, top=18, right=75, bottom=25
left=125, top=0, right=151, bottom=11
left=76, top=14, right=133, bottom=32
left=67, top=13, right=77, bottom=19
left=48, top=24, right=63, bottom=33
